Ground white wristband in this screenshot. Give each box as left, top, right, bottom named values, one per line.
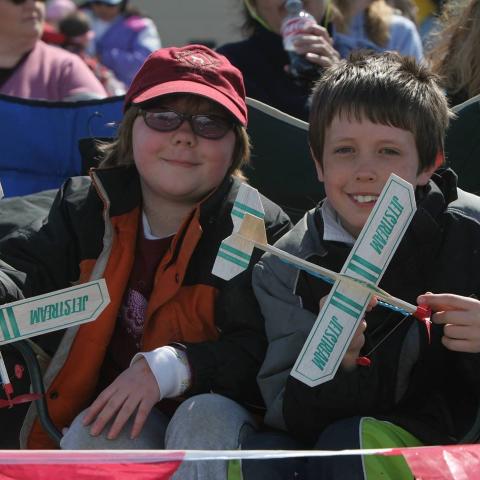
left=131, top=346, right=191, bottom=399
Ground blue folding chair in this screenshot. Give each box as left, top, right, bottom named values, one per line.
left=0, top=94, right=123, bottom=197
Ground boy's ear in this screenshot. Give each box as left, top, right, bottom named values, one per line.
left=310, top=146, right=324, bottom=182
left=417, top=150, right=444, bottom=185
left=417, top=163, right=437, bottom=186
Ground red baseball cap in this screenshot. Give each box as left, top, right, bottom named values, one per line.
left=124, top=45, right=248, bottom=126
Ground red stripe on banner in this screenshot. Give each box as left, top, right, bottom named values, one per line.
left=384, top=444, right=480, bottom=480
left=1, top=445, right=480, bottom=479
left=0, top=462, right=182, bottom=480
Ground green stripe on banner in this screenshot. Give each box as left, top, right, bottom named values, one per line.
left=233, top=201, right=264, bottom=219
left=351, top=254, right=382, bottom=275
left=218, top=251, right=249, bottom=269
left=6, top=307, right=20, bottom=338
left=220, top=243, right=251, bottom=261
left=0, top=309, right=11, bottom=341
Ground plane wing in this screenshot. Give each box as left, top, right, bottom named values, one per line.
left=291, top=173, right=416, bottom=386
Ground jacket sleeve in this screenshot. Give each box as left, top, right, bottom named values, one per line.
left=0, top=177, right=91, bottom=301
left=254, top=248, right=388, bottom=441
left=99, top=18, right=161, bottom=86
left=181, top=208, right=292, bottom=407
left=59, top=53, right=107, bottom=100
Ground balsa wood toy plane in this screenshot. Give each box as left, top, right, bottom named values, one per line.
left=212, top=174, right=431, bottom=387
left=0, top=279, right=110, bottom=406
left=0, top=182, right=111, bottom=405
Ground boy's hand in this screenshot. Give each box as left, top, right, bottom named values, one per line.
left=82, top=357, right=161, bottom=440
left=417, top=293, right=480, bottom=353
left=318, top=295, right=377, bottom=371
left=342, top=319, right=367, bottom=370
left=293, top=24, right=340, bottom=69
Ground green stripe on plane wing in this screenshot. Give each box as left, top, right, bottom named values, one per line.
left=232, top=208, right=245, bottom=220
left=330, top=290, right=364, bottom=319
left=6, top=307, right=20, bottom=337
left=351, top=254, right=382, bottom=275
left=0, top=309, right=11, bottom=341
left=217, top=251, right=250, bottom=269
left=346, top=262, right=378, bottom=283
left=220, top=243, right=252, bottom=261
left=233, top=201, right=265, bottom=219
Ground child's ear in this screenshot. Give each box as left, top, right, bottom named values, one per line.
left=310, top=146, right=324, bottom=182
left=417, top=150, right=444, bottom=185
left=417, top=163, right=437, bottom=186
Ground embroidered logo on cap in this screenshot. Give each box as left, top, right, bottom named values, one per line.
left=174, top=49, right=221, bottom=72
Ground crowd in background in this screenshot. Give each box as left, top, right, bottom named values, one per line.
left=1, top=0, right=479, bottom=109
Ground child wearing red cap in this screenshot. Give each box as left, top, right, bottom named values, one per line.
left=0, top=45, right=291, bottom=472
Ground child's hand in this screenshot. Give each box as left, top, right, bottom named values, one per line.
left=417, top=293, right=480, bottom=353
left=318, top=295, right=377, bottom=370
left=293, top=24, right=340, bottom=68
left=82, top=357, right=161, bottom=440
left=342, top=319, right=367, bottom=370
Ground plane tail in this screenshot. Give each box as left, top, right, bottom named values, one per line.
left=212, top=184, right=266, bottom=280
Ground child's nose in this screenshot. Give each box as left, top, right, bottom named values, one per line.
left=353, top=154, right=377, bottom=181
left=355, top=171, right=376, bottom=182
left=171, top=121, right=197, bottom=147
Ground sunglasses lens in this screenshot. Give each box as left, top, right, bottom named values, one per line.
left=191, top=115, right=231, bottom=139
left=144, top=111, right=182, bottom=132
left=142, top=110, right=232, bottom=139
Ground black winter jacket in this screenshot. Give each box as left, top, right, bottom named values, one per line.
left=255, top=169, right=480, bottom=445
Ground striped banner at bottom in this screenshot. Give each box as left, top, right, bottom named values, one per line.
left=0, top=445, right=478, bottom=479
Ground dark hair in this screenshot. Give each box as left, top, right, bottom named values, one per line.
left=309, top=52, right=452, bottom=172
left=59, top=11, right=91, bottom=37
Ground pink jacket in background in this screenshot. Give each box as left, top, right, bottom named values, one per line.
left=0, top=40, right=107, bottom=101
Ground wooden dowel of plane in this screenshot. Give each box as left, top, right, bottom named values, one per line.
left=253, top=241, right=417, bottom=315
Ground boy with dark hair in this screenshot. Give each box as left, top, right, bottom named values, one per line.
left=250, top=52, right=480, bottom=479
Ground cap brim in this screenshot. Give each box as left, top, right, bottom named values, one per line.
left=131, top=80, right=247, bottom=126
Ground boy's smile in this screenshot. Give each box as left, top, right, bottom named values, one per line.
left=316, top=115, right=436, bottom=237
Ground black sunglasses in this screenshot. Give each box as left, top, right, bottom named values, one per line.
left=140, top=109, right=234, bottom=140
left=9, top=0, right=46, bottom=4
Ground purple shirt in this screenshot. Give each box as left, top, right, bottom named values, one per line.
left=0, top=40, right=106, bottom=101
left=101, top=231, right=172, bottom=386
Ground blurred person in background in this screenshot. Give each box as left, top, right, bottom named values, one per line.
left=428, top=0, right=480, bottom=106
left=0, top=0, right=106, bottom=100
left=217, top=0, right=340, bottom=120
left=218, top=0, right=422, bottom=121
left=80, top=0, right=161, bottom=87
left=413, top=0, right=444, bottom=44
left=59, top=10, right=126, bottom=96
left=387, top=0, right=418, bottom=22
left=333, top=0, right=423, bottom=61
left=42, top=0, right=76, bottom=45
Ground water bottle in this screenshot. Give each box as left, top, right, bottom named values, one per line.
left=280, top=0, right=320, bottom=82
